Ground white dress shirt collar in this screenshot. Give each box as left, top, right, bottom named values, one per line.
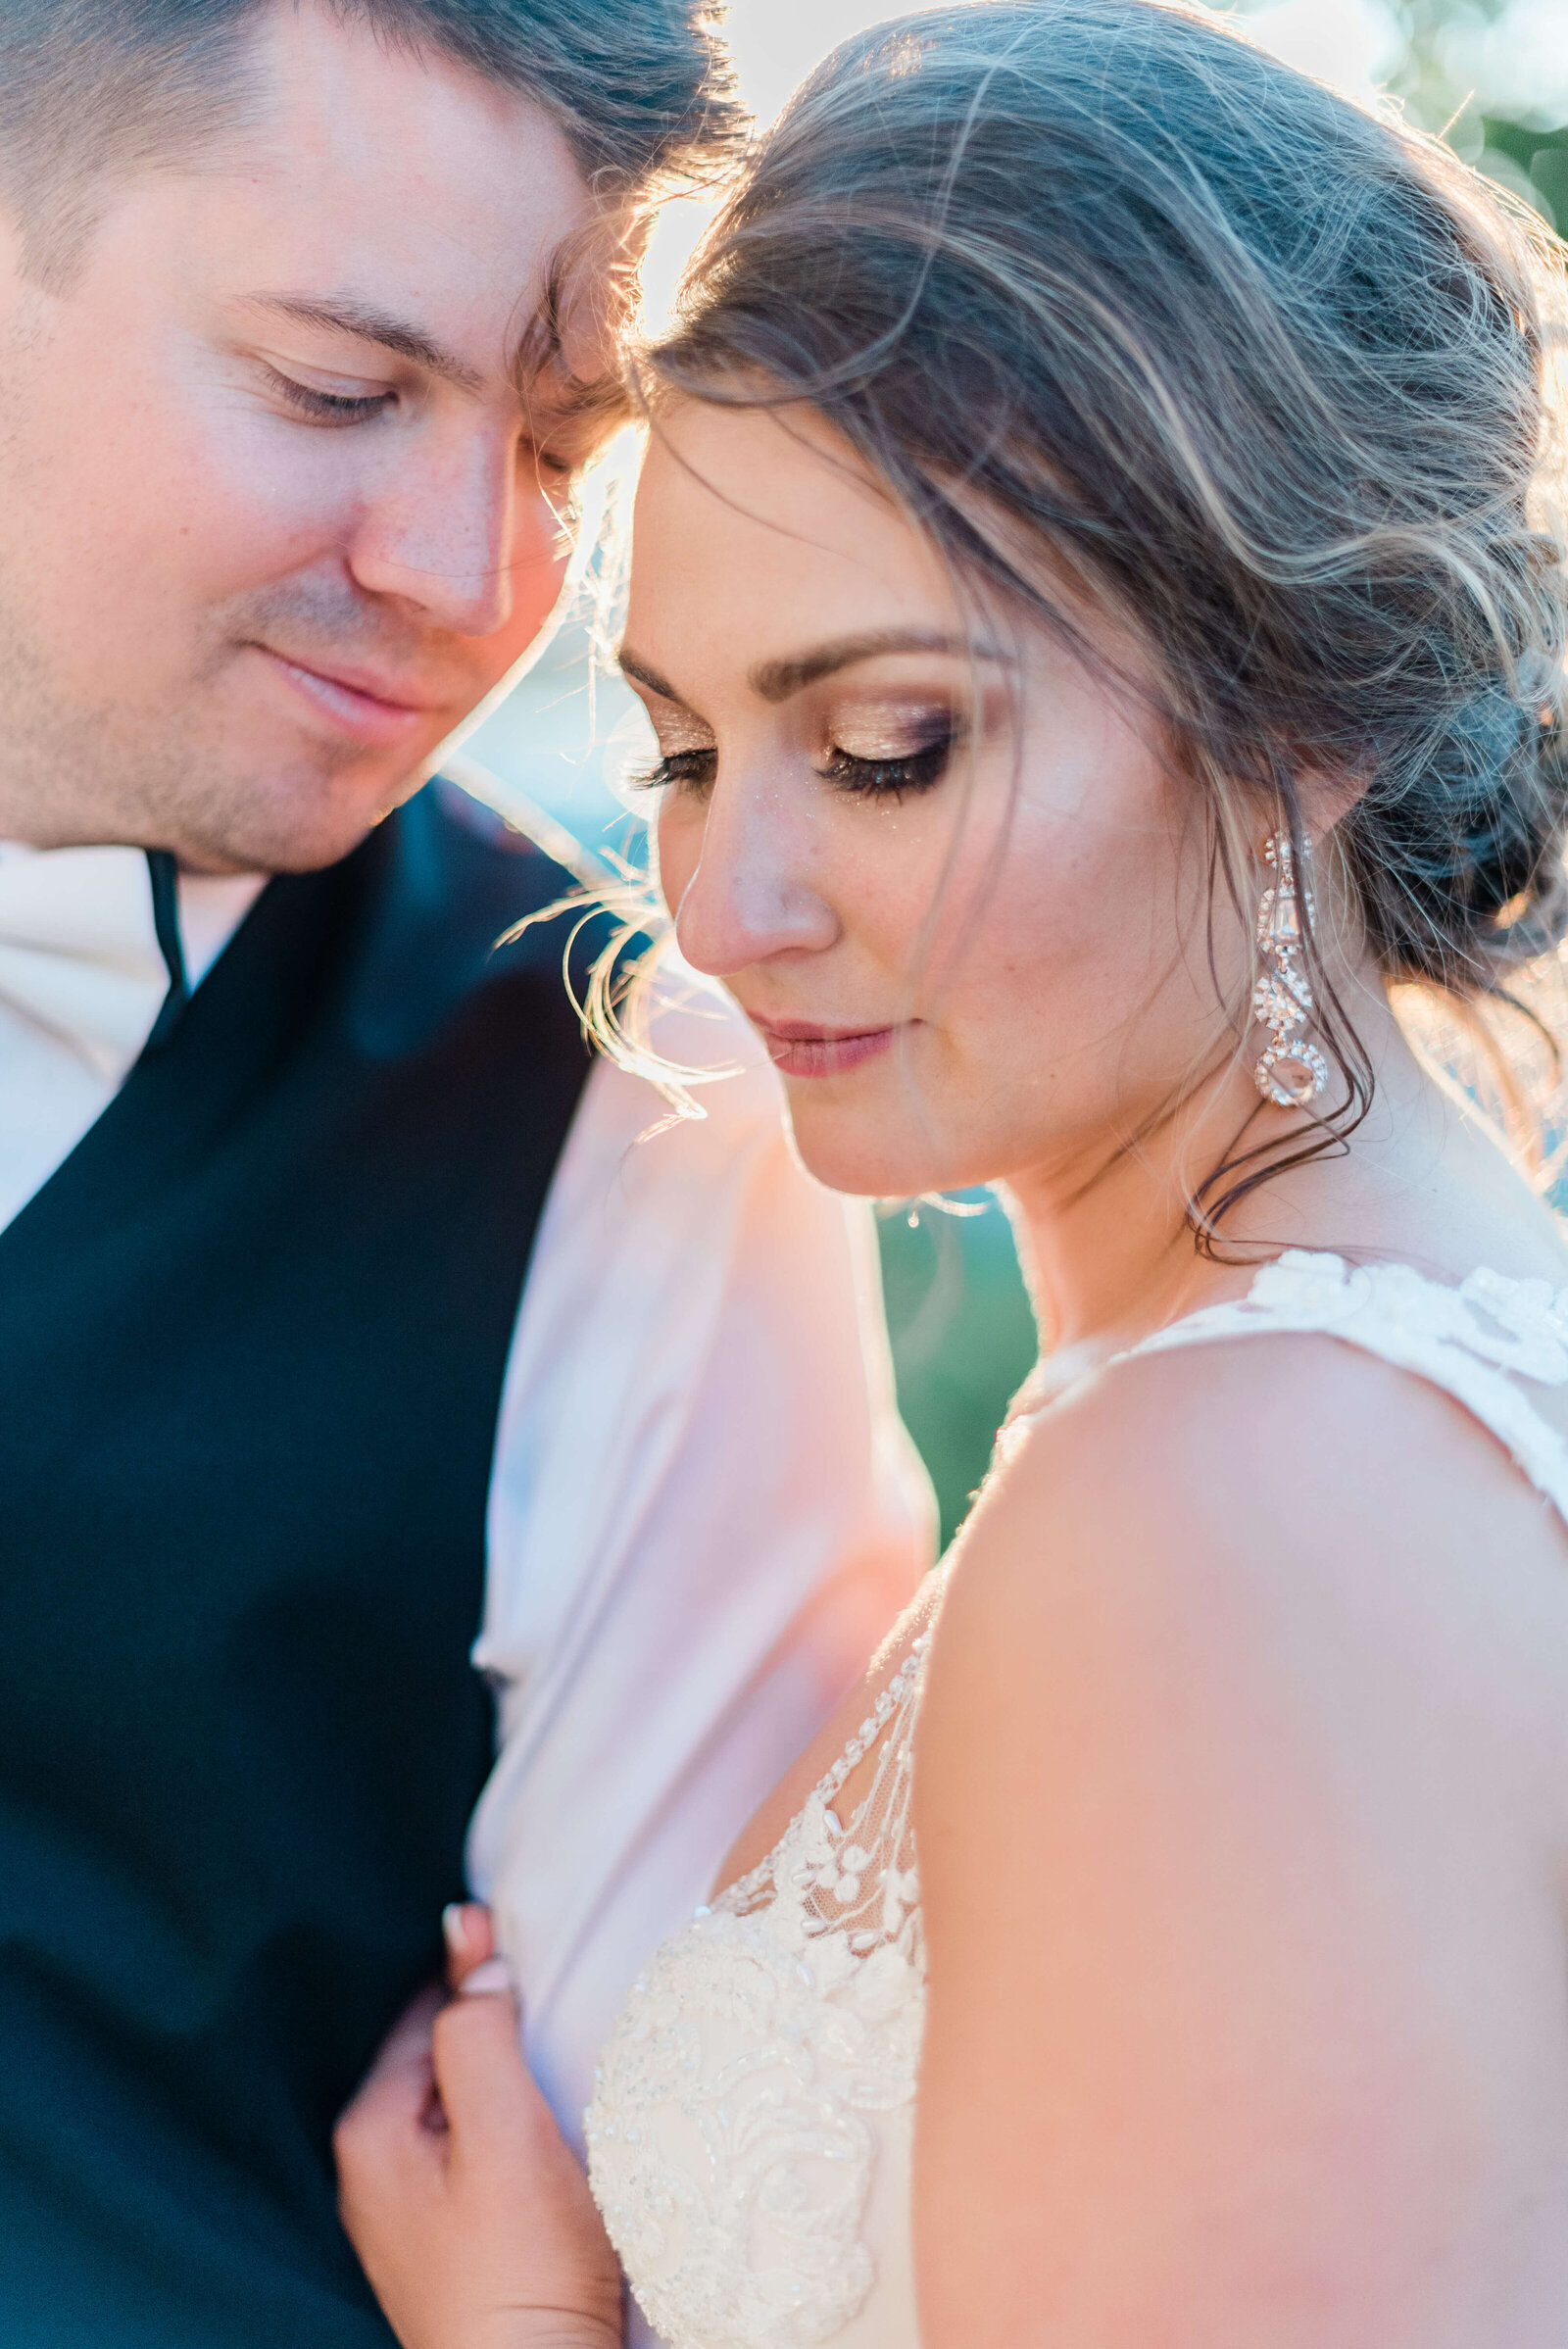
left=0, top=842, right=265, bottom=1084
left=0, top=841, right=266, bottom=1232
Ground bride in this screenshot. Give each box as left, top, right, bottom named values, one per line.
left=334, top=2, right=1568, bottom=2341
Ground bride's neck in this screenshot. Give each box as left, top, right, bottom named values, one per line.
left=1003, top=977, right=1496, bottom=1364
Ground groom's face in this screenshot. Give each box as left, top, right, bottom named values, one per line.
left=0, top=3, right=610, bottom=872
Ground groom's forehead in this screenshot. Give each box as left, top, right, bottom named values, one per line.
left=54, top=10, right=612, bottom=396
left=0, top=1, right=567, bottom=298
left=0, top=0, right=745, bottom=300
left=210, top=14, right=591, bottom=280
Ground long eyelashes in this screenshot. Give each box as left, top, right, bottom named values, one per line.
left=818, top=733, right=955, bottom=799
left=631, top=746, right=718, bottom=794
left=632, top=732, right=958, bottom=803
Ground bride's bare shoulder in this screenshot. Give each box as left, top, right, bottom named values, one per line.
left=910, top=1336, right=1568, bottom=2347
left=979, top=1314, right=1566, bottom=1586
left=920, top=1326, right=1568, bottom=1828
left=911, top=1331, right=1568, bottom=2290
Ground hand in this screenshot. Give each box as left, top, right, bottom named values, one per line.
left=335, top=1906, right=623, bottom=2349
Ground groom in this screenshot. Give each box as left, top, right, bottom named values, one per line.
left=0, top=5, right=930, bottom=2345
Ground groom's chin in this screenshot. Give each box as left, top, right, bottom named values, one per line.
left=169, top=754, right=435, bottom=877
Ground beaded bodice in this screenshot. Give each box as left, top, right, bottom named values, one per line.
left=585, top=1635, right=932, bottom=2349
left=585, top=1248, right=1568, bottom=2349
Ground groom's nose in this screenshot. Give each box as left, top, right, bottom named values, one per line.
left=347, top=418, right=556, bottom=642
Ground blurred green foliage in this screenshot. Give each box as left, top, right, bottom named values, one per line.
left=879, top=1199, right=1037, bottom=1549
left=1327, top=0, right=1566, bottom=231
left=1482, top=119, right=1568, bottom=231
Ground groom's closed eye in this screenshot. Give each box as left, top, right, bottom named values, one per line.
left=259, top=365, right=398, bottom=427
left=237, top=292, right=487, bottom=394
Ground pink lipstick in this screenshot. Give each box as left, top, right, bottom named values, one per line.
left=750, top=1016, right=900, bottom=1078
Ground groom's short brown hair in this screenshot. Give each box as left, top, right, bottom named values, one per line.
left=0, top=0, right=745, bottom=284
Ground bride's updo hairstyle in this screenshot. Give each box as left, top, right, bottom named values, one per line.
left=638, top=0, right=1568, bottom=1221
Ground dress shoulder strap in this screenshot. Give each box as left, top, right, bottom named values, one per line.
left=706, top=1616, right=938, bottom=1979
left=1116, top=1249, right=1568, bottom=1529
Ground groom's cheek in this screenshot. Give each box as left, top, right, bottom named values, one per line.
left=498, top=480, right=581, bottom=660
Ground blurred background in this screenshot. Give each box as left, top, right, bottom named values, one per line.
left=461, top=0, right=1568, bottom=1542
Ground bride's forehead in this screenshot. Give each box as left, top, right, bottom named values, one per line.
left=635, top=401, right=909, bottom=546
left=629, top=412, right=954, bottom=642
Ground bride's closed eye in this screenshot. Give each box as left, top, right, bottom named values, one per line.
left=634, top=720, right=963, bottom=804
left=634, top=746, right=718, bottom=794
left=817, top=726, right=957, bottom=800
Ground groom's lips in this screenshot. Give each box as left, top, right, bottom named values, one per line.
left=249, top=644, right=443, bottom=748
left=750, top=1014, right=903, bottom=1078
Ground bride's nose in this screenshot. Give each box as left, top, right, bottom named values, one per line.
left=671, top=767, right=841, bottom=977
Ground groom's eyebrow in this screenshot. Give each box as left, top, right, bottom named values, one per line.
left=238, top=294, right=486, bottom=393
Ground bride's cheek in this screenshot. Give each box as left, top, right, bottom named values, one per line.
left=864, top=798, right=1003, bottom=975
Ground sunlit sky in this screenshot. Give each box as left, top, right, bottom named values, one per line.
left=640, top=0, right=1568, bottom=326
left=720, top=0, right=1567, bottom=122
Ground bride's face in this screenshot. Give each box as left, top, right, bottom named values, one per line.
left=622, top=398, right=1246, bottom=1199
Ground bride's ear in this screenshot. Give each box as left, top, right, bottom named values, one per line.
left=1296, top=763, right=1370, bottom=854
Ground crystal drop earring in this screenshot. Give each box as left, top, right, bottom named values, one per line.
left=1252, top=832, right=1329, bottom=1108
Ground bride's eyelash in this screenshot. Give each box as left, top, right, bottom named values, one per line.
left=631, top=747, right=717, bottom=794
left=631, top=729, right=960, bottom=803
left=818, top=731, right=957, bottom=801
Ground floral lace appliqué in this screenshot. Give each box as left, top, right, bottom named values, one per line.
left=1125, top=1249, right=1568, bottom=1517
left=585, top=1639, right=930, bottom=2349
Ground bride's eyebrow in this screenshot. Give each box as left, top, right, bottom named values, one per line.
left=616, top=649, right=687, bottom=704
left=614, top=630, right=1011, bottom=714
left=749, top=630, right=1008, bottom=704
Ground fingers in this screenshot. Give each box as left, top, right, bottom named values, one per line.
left=458, top=1958, right=512, bottom=1996
left=443, top=1901, right=498, bottom=1992
left=337, top=1914, right=528, bottom=2243
left=361, top=1982, right=446, bottom=2091
left=334, top=1983, right=447, bottom=2210
left=341, top=1982, right=444, bottom=2130
left=340, top=1966, right=624, bottom=2349
left=430, top=1987, right=555, bottom=2160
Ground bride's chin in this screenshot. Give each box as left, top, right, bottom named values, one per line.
left=781, top=1103, right=965, bottom=1203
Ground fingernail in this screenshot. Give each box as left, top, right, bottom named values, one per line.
left=442, top=1903, right=470, bottom=1961
left=458, top=1956, right=512, bottom=1997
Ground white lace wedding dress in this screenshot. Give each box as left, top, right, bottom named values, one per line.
left=584, top=1250, right=1568, bottom=2349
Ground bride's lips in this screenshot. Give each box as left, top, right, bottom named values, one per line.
left=750, top=1016, right=901, bottom=1077
left=250, top=645, right=442, bottom=748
